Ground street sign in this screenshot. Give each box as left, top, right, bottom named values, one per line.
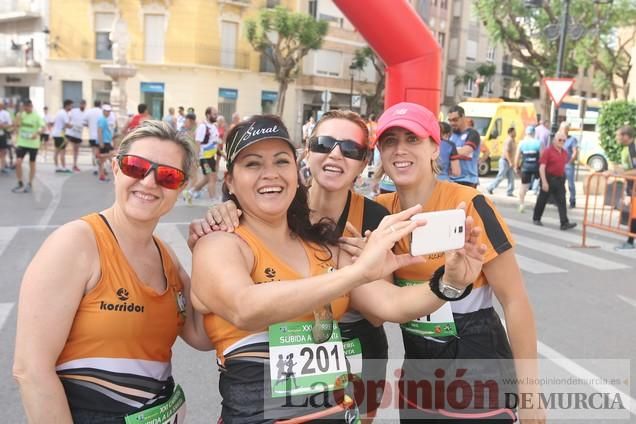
left=321, top=90, right=332, bottom=112
left=321, top=90, right=332, bottom=103
left=543, top=78, right=575, bottom=107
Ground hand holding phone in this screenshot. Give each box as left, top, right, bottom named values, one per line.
left=410, top=209, right=466, bottom=256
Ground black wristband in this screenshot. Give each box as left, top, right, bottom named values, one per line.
left=429, top=265, right=473, bottom=301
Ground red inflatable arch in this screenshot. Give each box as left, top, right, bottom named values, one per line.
left=333, top=0, right=441, bottom=115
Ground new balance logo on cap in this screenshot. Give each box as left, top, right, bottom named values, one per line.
left=394, top=108, right=408, bottom=116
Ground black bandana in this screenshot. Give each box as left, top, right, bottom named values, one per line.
left=226, top=117, right=294, bottom=165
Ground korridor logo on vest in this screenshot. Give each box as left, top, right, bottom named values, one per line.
left=100, top=288, right=145, bottom=313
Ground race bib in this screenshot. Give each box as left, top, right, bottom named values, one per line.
left=20, top=129, right=33, bottom=139
left=343, top=338, right=362, bottom=377
left=124, top=384, right=186, bottom=424
left=269, top=321, right=348, bottom=398
left=396, top=279, right=457, bottom=337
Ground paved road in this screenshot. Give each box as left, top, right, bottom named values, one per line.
left=1, top=156, right=634, bottom=423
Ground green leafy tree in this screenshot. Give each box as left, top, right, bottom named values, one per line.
left=246, top=6, right=328, bottom=116
left=597, top=100, right=636, bottom=163
left=512, top=67, right=540, bottom=99
left=351, top=46, right=385, bottom=116
left=474, top=0, right=636, bottom=99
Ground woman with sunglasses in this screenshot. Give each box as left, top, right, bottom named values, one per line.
left=190, top=115, right=486, bottom=423
left=372, top=103, right=543, bottom=423
left=14, top=121, right=213, bottom=424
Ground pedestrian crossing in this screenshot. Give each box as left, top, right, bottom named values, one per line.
left=1, top=216, right=634, bottom=286
left=0, top=227, right=18, bottom=258
left=0, top=302, right=14, bottom=330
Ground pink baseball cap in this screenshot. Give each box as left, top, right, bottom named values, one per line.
left=373, top=102, right=440, bottom=147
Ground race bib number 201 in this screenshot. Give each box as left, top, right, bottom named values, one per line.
left=269, top=321, right=348, bottom=398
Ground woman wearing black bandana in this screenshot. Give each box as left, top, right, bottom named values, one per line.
left=190, top=115, right=486, bottom=423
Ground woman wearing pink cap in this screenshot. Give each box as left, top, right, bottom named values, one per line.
left=373, top=102, right=542, bottom=423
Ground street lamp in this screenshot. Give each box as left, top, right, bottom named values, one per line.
left=528, top=0, right=612, bottom=135
left=349, top=62, right=357, bottom=109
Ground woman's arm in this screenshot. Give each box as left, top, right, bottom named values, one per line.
left=486, top=249, right=544, bottom=422
left=450, top=158, right=461, bottom=177
left=351, top=276, right=445, bottom=324
left=163, top=246, right=214, bottom=351
left=191, top=206, right=427, bottom=331
left=191, top=232, right=368, bottom=331
left=351, top=213, right=486, bottom=324
left=13, top=221, right=99, bottom=423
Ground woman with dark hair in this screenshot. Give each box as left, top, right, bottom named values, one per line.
left=191, top=115, right=486, bottom=423
left=14, top=121, right=212, bottom=423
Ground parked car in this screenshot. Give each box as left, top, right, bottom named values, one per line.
left=570, top=130, right=608, bottom=172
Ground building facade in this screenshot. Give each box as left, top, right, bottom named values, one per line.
left=39, top=0, right=303, bottom=136
left=0, top=0, right=48, bottom=113
left=294, top=0, right=376, bottom=125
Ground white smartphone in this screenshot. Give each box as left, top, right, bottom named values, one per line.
left=410, top=209, right=466, bottom=256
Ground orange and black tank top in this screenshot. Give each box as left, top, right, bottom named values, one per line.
left=56, top=213, right=186, bottom=414
left=337, top=190, right=388, bottom=323
left=204, top=225, right=350, bottom=366
left=335, top=190, right=388, bottom=238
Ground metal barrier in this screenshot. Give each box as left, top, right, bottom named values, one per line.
left=581, top=173, right=636, bottom=247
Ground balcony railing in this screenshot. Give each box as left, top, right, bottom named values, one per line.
left=217, top=0, right=250, bottom=7
left=0, top=36, right=41, bottom=71
left=0, top=0, right=42, bottom=22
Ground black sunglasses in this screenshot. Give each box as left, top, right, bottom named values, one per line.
left=308, top=136, right=369, bottom=161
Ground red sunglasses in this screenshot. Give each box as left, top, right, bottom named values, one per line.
left=117, top=155, right=187, bottom=190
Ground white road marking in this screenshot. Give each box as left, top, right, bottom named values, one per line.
left=0, top=227, right=18, bottom=258
left=501, top=318, right=635, bottom=416
left=514, top=234, right=629, bottom=271
left=155, top=224, right=192, bottom=274
left=617, top=295, right=636, bottom=309
left=36, top=172, right=71, bottom=226
left=0, top=302, right=14, bottom=331
left=537, top=341, right=636, bottom=416
left=516, top=254, right=567, bottom=274
left=507, top=217, right=636, bottom=260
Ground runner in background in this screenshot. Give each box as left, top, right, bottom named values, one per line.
left=179, top=112, right=198, bottom=205
left=96, top=105, right=115, bottom=182
left=41, top=106, right=54, bottom=162
left=52, top=99, right=73, bottom=173
left=84, top=100, right=102, bottom=176
left=515, top=125, right=541, bottom=213
left=65, top=100, right=87, bottom=172
left=0, top=100, right=12, bottom=174
left=11, top=100, right=45, bottom=193
left=125, top=103, right=150, bottom=134
left=188, top=106, right=220, bottom=201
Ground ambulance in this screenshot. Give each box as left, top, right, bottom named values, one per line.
left=458, top=99, right=537, bottom=175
